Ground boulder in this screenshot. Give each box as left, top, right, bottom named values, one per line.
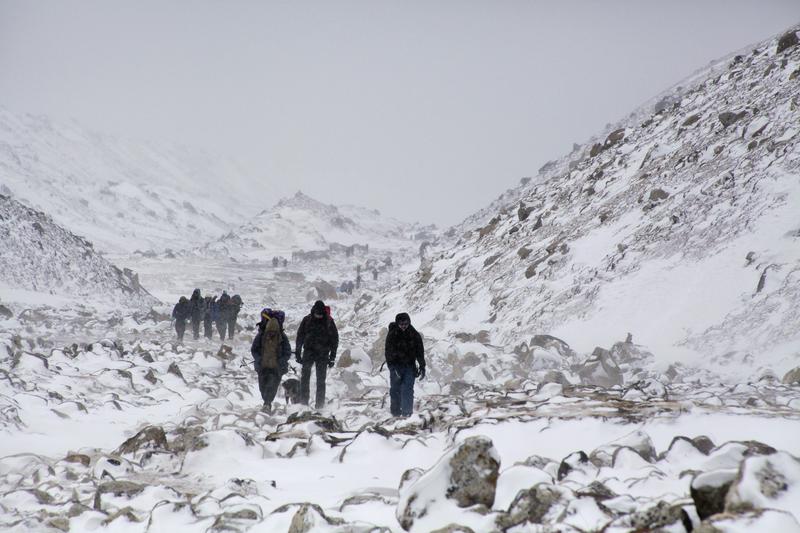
left=397, top=436, right=500, bottom=530
left=608, top=501, right=692, bottom=531
left=0, top=304, right=13, bottom=320
left=777, top=30, right=799, bottom=54
left=691, top=469, right=738, bottom=520
left=649, top=188, right=670, bottom=202
left=530, top=335, right=575, bottom=359
left=782, top=367, right=800, bottom=385
left=725, top=451, right=800, bottom=515
left=495, top=484, right=566, bottom=530
left=117, top=425, right=168, bottom=456
left=312, top=280, right=338, bottom=301
left=577, top=348, right=622, bottom=388
left=610, top=338, right=654, bottom=365
left=719, top=111, right=747, bottom=127
left=695, top=509, right=800, bottom=532
left=93, top=481, right=145, bottom=511
left=604, top=128, right=625, bottom=148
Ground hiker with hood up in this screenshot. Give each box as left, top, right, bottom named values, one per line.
left=216, top=292, right=231, bottom=341
left=250, top=308, right=291, bottom=413
left=384, top=312, right=425, bottom=417
left=189, top=288, right=204, bottom=340
left=227, top=294, right=243, bottom=339
left=203, top=295, right=215, bottom=339
left=171, top=296, right=191, bottom=342
left=295, top=300, right=339, bottom=409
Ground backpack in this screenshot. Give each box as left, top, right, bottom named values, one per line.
left=260, top=308, right=286, bottom=328
left=260, top=317, right=282, bottom=369
left=325, top=306, right=332, bottom=319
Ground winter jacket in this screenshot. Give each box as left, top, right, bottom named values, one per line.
left=251, top=328, right=291, bottom=374
left=385, top=322, right=425, bottom=368
left=189, top=292, right=205, bottom=321
left=296, top=314, right=339, bottom=360
left=172, top=299, right=191, bottom=321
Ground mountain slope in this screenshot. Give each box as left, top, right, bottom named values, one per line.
left=356, top=25, right=800, bottom=379
left=198, top=191, right=435, bottom=259
left=0, top=194, right=159, bottom=308
left=0, top=107, right=261, bottom=254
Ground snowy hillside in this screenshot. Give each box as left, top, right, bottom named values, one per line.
left=354, top=26, right=800, bottom=381
left=0, top=195, right=159, bottom=309
left=199, top=191, right=435, bottom=260
left=0, top=107, right=261, bottom=254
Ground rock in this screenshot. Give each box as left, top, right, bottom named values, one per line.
left=590, top=143, right=604, bottom=157
left=447, top=436, right=500, bottom=508
left=777, top=30, right=799, bottom=54
left=609, top=500, right=692, bottom=531
left=649, top=188, right=670, bottom=202
left=64, top=453, right=91, bottom=466
left=557, top=451, right=590, bottom=481
left=117, top=425, right=168, bottom=455
left=530, top=335, right=575, bottom=359
left=399, top=468, right=424, bottom=492
left=169, top=426, right=207, bottom=453
left=167, top=362, right=184, bottom=380
left=0, top=304, right=13, bottom=319
left=610, top=339, right=654, bottom=365
left=312, top=280, right=338, bottom=300
left=682, top=114, right=701, bottom=126
left=604, top=128, right=625, bottom=148
left=654, top=94, right=680, bottom=113
left=270, top=503, right=345, bottom=533
left=517, top=204, right=534, bottom=222
left=719, top=110, right=747, bottom=127
left=693, top=435, right=716, bottom=455
left=782, top=367, right=800, bottom=385
left=397, top=436, right=500, bottom=530
left=540, top=370, right=570, bottom=388
left=429, top=525, right=476, bottom=533
left=93, top=481, right=145, bottom=510
left=725, top=451, right=800, bottom=514
left=449, top=381, right=472, bottom=396
left=495, top=484, right=566, bottom=529
left=695, top=509, right=800, bottom=532
left=354, top=293, right=372, bottom=313
left=691, top=469, right=738, bottom=520
left=577, top=348, right=622, bottom=388
left=576, top=481, right=616, bottom=501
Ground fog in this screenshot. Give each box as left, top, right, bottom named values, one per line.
left=1, top=0, right=797, bottom=226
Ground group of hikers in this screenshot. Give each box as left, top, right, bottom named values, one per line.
left=171, top=289, right=242, bottom=342
left=251, top=300, right=426, bottom=416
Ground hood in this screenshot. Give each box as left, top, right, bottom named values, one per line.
left=311, top=300, right=326, bottom=315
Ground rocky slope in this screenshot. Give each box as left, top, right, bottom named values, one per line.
left=0, top=107, right=261, bottom=254
left=0, top=195, right=159, bottom=309
left=353, top=25, right=800, bottom=381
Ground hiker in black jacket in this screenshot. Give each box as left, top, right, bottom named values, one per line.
left=384, top=312, right=425, bottom=417
left=171, top=296, right=191, bottom=342
left=295, top=300, right=339, bottom=409
left=189, top=288, right=204, bottom=340
left=250, top=308, right=291, bottom=413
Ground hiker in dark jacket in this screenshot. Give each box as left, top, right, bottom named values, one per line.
left=217, top=292, right=231, bottom=340
left=250, top=308, right=291, bottom=413
left=296, top=300, right=339, bottom=409
left=384, top=312, right=425, bottom=417
left=171, top=296, right=191, bottom=342
left=189, top=288, right=204, bottom=340
left=226, top=294, right=243, bottom=340
left=203, top=296, right=215, bottom=339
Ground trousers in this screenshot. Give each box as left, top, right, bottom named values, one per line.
left=300, top=357, right=328, bottom=409
left=388, top=363, right=416, bottom=416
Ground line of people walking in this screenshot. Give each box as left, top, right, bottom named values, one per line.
left=171, top=289, right=242, bottom=342
left=250, top=301, right=426, bottom=417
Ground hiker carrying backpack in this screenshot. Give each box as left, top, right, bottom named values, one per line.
left=250, top=307, right=291, bottom=413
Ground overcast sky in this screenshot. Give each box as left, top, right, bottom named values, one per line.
left=1, top=1, right=798, bottom=227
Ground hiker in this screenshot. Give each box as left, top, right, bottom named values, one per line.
left=189, top=288, right=204, bottom=340
left=216, top=292, right=231, bottom=340
left=226, top=294, right=243, bottom=339
left=250, top=308, right=290, bottom=413
left=296, top=300, right=339, bottom=409
left=272, top=256, right=279, bottom=268
left=171, top=296, right=191, bottom=342
left=203, top=295, right=215, bottom=339
left=384, top=312, right=426, bottom=417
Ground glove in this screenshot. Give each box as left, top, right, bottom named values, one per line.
left=416, top=366, right=426, bottom=380
left=328, top=355, right=335, bottom=369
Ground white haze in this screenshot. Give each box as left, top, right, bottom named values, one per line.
left=0, top=0, right=798, bottom=226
